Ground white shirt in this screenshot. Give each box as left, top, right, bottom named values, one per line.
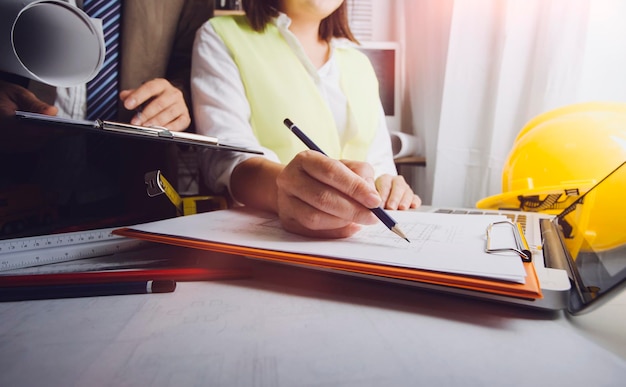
left=54, top=85, right=86, bottom=120
left=191, top=13, right=397, bottom=195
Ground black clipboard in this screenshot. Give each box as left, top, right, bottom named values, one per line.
left=14, top=111, right=263, bottom=155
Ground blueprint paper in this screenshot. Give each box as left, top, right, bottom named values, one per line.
left=0, top=0, right=104, bottom=86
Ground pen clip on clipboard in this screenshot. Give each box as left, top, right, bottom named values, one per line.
left=485, top=220, right=532, bottom=262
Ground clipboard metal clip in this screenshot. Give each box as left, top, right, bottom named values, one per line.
left=486, top=220, right=532, bottom=262
left=153, top=126, right=174, bottom=138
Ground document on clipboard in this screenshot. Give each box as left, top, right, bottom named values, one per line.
left=113, top=208, right=542, bottom=300
left=14, top=111, right=263, bottom=154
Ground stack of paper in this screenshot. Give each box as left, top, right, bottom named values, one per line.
left=114, top=208, right=542, bottom=300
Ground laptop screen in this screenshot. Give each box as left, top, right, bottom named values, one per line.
left=556, top=161, right=626, bottom=314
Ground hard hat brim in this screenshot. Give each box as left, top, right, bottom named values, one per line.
left=476, top=182, right=594, bottom=212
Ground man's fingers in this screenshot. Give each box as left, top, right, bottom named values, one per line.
left=140, top=95, right=187, bottom=125
left=120, top=79, right=189, bottom=131
left=6, top=83, right=58, bottom=116
left=120, top=78, right=168, bottom=111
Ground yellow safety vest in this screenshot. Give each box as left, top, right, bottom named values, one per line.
left=210, top=15, right=380, bottom=163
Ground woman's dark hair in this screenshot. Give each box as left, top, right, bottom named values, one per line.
left=242, top=0, right=358, bottom=43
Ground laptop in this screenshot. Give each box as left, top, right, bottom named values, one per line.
left=417, top=161, right=626, bottom=314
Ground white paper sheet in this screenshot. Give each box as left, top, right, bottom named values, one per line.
left=127, top=208, right=528, bottom=283
left=0, top=0, right=104, bottom=86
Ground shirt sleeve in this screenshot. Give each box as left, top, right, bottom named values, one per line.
left=367, top=103, right=398, bottom=178
left=191, top=22, right=280, bottom=196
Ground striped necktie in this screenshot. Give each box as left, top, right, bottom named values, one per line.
left=84, top=0, right=121, bottom=121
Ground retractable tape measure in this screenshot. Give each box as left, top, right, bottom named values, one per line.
left=144, top=170, right=227, bottom=216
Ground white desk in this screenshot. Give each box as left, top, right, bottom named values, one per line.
left=1, top=245, right=625, bottom=386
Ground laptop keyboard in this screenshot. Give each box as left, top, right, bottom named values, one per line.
left=433, top=208, right=528, bottom=232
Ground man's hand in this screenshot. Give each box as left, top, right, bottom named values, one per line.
left=0, top=80, right=58, bottom=118
left=0, top=80, right=59, bottom=152
left=119, top=78, right=190, bottom=131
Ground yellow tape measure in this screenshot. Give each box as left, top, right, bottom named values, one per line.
left=144, top=170, right=227, bottom=216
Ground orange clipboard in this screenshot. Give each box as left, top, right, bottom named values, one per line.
left=114, top=227, right=542, bottom=300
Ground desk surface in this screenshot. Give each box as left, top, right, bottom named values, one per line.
left=1, top=245, right=625, bottom=386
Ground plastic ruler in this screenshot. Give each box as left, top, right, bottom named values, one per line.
left=0, top=227, right=146, bottom=272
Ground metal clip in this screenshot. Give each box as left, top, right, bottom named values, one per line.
left=486, top=220, right=532, bottom=262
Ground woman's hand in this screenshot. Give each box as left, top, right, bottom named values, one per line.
left=375, top=174, right=421, bottom=210
left=231, top=152, right=421, bottom=239
left=275, top=151, right=382, bottom=239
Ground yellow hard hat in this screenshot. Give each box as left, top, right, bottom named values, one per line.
left=476, top=102, right=626, bottom=254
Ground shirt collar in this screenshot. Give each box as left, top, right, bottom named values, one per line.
left=271, top=12, right=355, bottom=79
left=272, top=12, right=354, bottom=48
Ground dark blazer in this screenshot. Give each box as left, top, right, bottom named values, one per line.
left=117, top=0, right=214, bottom=129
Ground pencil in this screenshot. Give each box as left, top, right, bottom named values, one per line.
left=0, top=280, right=176, bottom=302
left=0, top=267, right=250, bottom=287
left=283, top=118, right=410, bottom=242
